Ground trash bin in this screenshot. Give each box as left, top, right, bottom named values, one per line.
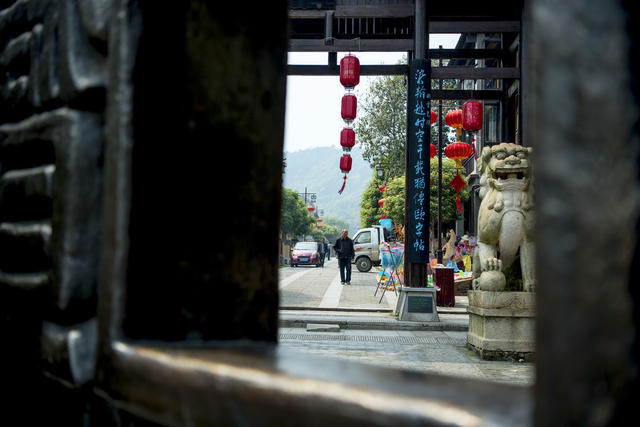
left=434, top=267, right=455, bottom=307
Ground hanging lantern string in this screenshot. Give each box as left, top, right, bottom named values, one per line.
left=338, top=174, right=347, bottom=194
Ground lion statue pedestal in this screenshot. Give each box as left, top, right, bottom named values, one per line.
left=467, top=143, right=536, bottom=360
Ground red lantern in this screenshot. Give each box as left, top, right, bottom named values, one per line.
left=444, top=141, right=473, bottom=169
left=341, top=94, right=357, bottom=120
left=378, top=199, right=385, bottom=207
left=340, top=55, right=360, bottom=88
left=307, top=205, right=315, bottom=213
left=317, top=218, right=323, bottom=222
left=340, top=154, right=352, bottom=173
left=340, top=128, right=355, bottom=150
left=430, top=143, right=437, bottom=159
left=317, top=225, right=323, bottom=229
left=338, top=154, right=352, bottom=194
left=378, top=185, right=387, bottom=193
left=380, top=214, right=387, bottom=219
left=445, top=109, right=463, bottom=136
left=462, top=100, right=483, bottom=131
left=430, top=110, right=437, bottom=125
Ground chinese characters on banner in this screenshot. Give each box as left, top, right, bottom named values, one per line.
left=406, top=59, right=430, bottom=264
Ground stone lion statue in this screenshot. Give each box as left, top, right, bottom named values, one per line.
left=472, top=143, right=535, bottom=292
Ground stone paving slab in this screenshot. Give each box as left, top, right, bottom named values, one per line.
left=278, top=327, right=535, bottom=386
left=278, top=263, right=534, bottom=387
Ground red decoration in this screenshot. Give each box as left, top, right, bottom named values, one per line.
left=338, top=55, right=359, bottom=194
left=445, top=109, right=463, bottom=136
left=380, top=214, right=387, bottom=219
left=341, top=94, right=357, bottom=120
left=378, top=185, right=387, bottom=192
left=338, top=154, right=352, bottom=194
left=444, top=141, right=473, bottom=169
left=378, top=199, right=385, bottom=207
left=430, top=110, right=437, bottom=125
left=462, top=100, right=483, bottom=131
left=317, top=218, right=323, bottom=222
left=340, top=128, right=355, bottom=150
left=317, top=225, right=323, bottom=229
left=340, top=55, right=360, bottom=88
left=340, top=154, right=352, bottom=173
left=449, top=172, right=467, bottom=213
left=307, top=205, right=315, bottom=213
left=430, top=143, right=437, bottom=159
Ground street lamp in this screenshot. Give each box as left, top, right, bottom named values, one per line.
left=376, top=165, right=384, bottom=180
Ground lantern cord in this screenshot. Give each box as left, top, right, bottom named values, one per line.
left=338, top=174, right=348, bottom=194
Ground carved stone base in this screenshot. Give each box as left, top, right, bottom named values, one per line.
left=466, top=290, right=535, bottom=361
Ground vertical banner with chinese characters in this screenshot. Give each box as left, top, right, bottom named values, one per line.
left=406, top=59, right=430, bottom=264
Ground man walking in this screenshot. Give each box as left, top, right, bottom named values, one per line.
left=333, top=229, right=355, bottom=285
left=317, top=238, right=327, bottom=267
left=323, top=238, right=330, bottom=261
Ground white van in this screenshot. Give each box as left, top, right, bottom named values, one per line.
left=351, top=225, right=390, bottom=272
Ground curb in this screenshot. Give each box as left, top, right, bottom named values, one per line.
left=279, top=319, right=469, bottom=331
left=279, top=316, right=469, bottom=332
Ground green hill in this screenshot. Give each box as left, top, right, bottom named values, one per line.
left=283, top=146, right=372, bottom=233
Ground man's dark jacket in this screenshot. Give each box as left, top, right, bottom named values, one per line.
left=333, top=237, right=355, bottom=260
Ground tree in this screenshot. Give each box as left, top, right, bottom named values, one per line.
left=357, top=59, right=475, bottom=247
left=359, top=158, right=469, bottom=241
left=356, top=75, right=407, bottom=179
left=355, top=59, right=460, bottom=181
left=320, top=217, right=348, bottom=243
left=281, top=189, right=315, bottom=238
left=359, top=170, right=386, bottom=228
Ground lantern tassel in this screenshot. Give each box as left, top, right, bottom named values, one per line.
left=472, top=142, right=477, bottom=160
left=338, top=174, right=347, bottom=194
left=456, top=193, right=462, bottom=213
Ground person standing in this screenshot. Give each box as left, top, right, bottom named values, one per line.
left=317, top=239, right=327, bottom=267
left=323, top=238, right=330, bottom=261
left=334, top=229, right=355, bottom=285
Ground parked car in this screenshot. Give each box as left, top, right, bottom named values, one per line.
left=290, top=241, right=321, bottom=267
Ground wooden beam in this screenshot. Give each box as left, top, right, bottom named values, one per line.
left=288, top=10, right=327, bottom=19
left=432, top=67, right=520, bottom=79
left=287, top=64, right=406, bottom=76
left=287, top=64, right=519, bottom=83
left=431, top=90, right=504, bottom=100
left=288, top=38, right=413, bottom=52
left=429, top=21, right=520, bottom=33
left=428, top=48, right=509, bottom=60
left=334, top=5, right=414, bottom=18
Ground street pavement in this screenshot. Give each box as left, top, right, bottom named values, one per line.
left=278, top=258, right=535, bottom=386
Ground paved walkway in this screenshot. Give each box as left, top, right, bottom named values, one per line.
left=280, top=258, right=403, bottom=311
left=278, top=260, right=535, bottom=387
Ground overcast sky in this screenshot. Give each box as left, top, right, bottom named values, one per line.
left=284, top=33, right=461, bottom=152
